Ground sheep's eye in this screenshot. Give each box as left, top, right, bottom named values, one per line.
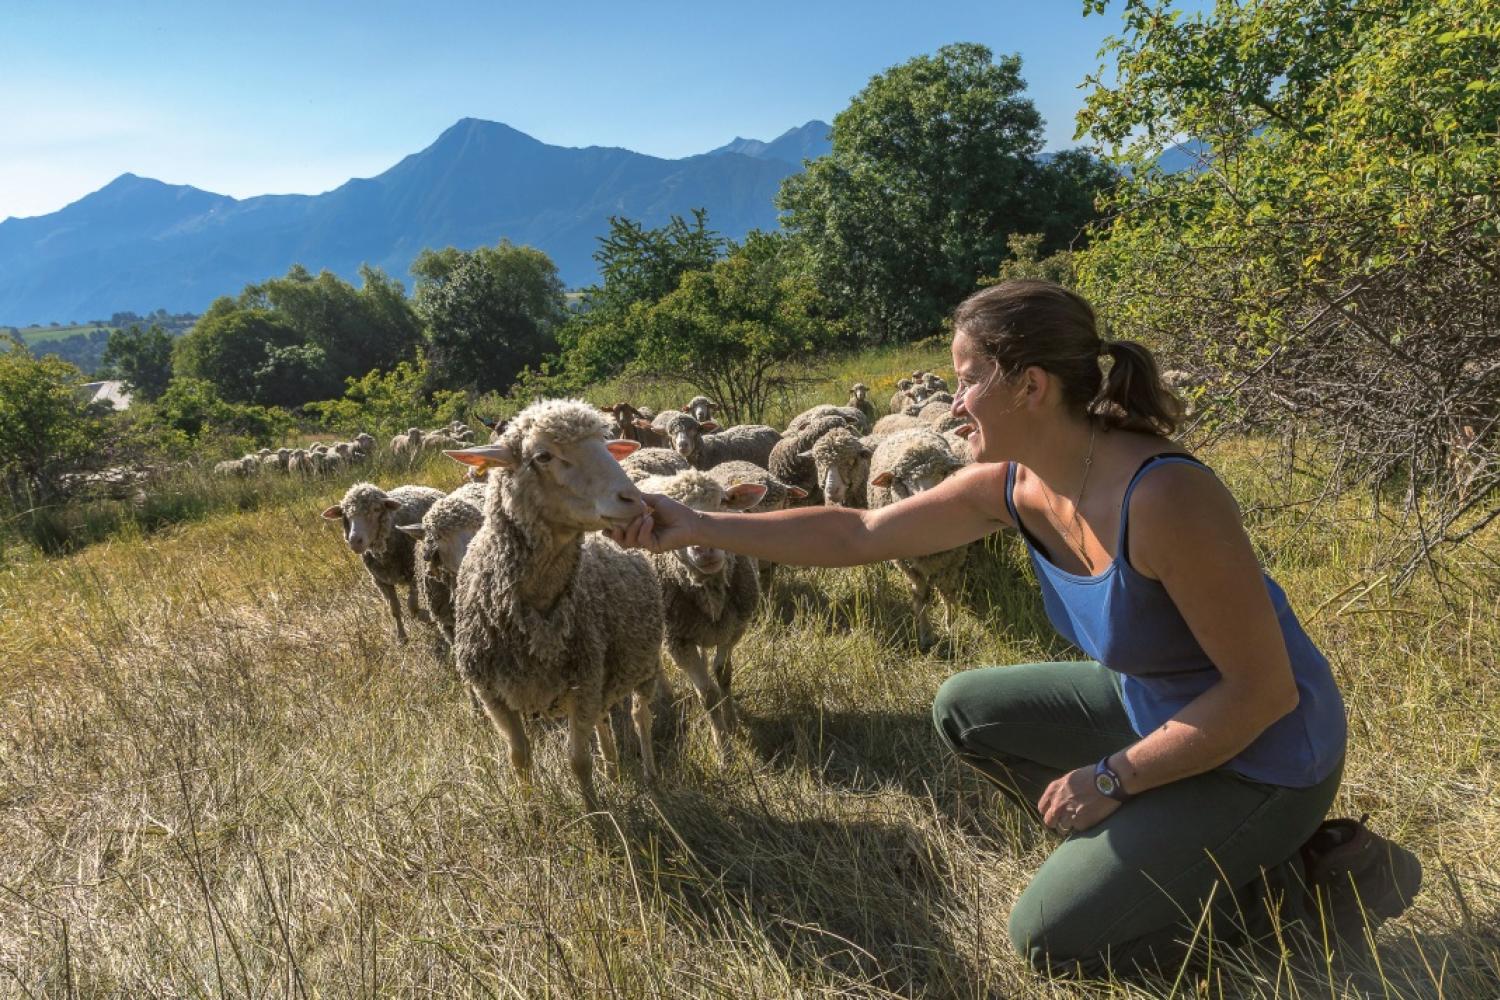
left=533, top=451, right=553, bottom=465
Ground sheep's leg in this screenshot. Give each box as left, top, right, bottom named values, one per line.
left=567, top=713, right=600, bottom=812
left=902, top=564, right=936, bottom=651
left=406, top=582, right=431, bottom=624
left=710, top=646, right=739, bottom=732
left=667, top=639, right=730, bottom=750
left=757, top=560, right=777, bottom=597
left=632, top=680, right=657, bottom=784
left=595, top=716, right=620, bottom=782
left=375, top=578, right=407, bottom=643
left=471, top=682, right=532, bottom=795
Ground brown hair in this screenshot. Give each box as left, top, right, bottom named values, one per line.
left=952, top=279, right=1183, bottom=435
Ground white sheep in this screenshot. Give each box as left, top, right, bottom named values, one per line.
left=867, top=429, right=972, bottom=650
left=636, top=470, right=767, bottom=746
left=391, top=428, right=423, bottom=459
left=396, top=481, right=487, bottom=647
left=803, top=426, right=873, bottom=508
left=447, top=400, right=664, bottom=811
left=889, top=378, right=915, bottom=414
left=847, top=383, right=877, bottom=429
left=620, top=446, right=692, bottom=482
left=664, top=412, right=780, bottom=471
left=769, top=414, right=851, bottom=504
left=785, top=403, right=867, bottom=435
left=321, top=482, right=445, bottom=642
left=707, top=459, right=808, bottom=593
left=871, top=412, right=929, bottom=438
left=684, top=396, right=717, bottom=423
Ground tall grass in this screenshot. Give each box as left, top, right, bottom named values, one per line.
left=1, top=347, right=1495, bottom=997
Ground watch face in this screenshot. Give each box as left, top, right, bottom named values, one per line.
left=1095, top=772, right=1118, bottom=797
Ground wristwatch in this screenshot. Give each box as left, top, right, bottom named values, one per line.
left=1094, top=755, right=1134, bottom=803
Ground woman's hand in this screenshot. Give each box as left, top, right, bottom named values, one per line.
left=608, top=493, right=698, bottom=553
left=1037, top=765, right=1121, bottom=836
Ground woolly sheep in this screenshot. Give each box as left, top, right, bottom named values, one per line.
left=922, top=373, right=949, bottom=393
left=706, top=459, right=809, bottom=592
left=321, top=482, right=445, bottom=642
left=867, top=429, right=972, bottom=650
left=288, top=449, right=312, bottom=476
left=665, top=413, right=780, bottom=471
left=871, top=412, right=929, bottom=438
left=804, top=426, right=873, bottom=508
left=609, top=402, right=671, bottom=449
left=685, top=396, right=718, bottom=423
left=847, top=383, right=877, bottom=428
left=391, top=428, right=423, bottom=458
left=446, top=400, right=663, bottom=811
left=786, top=404, right=868, bottom=435
left=636, top=470, right=767, bottom=745
left=620, top=446, right=692, bottom=482
left=396, top=481, right=487, bottom=646
left=769, top=414, right=851, bottom=504
left=889, top=378, right=915, bottom=414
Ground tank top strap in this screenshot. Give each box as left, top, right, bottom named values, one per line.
left=1116, top=453, right=1212, bottom=565
left=1003, top=461, right=1047, bottom=553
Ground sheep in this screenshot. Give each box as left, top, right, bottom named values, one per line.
left=213, top=458, right=253, bottom=478
left=620, top=446, right=692, bottom=482
left=636, top=470, right=767, bottom=745
left=707, top=459, right=809, bottom=592
left=769, top=414, right=851, bottom=503
left=353, top=432, right=375, bottom=454
left=650, top=409, right=687, bottom=432
left=889, top=378, right=915, bottom=414
left=867, top=429, right=972, bottom=651
left=666, top=413, right=781, bottom=471
left=685, top=396, right=717, bottom=423
left=446, top=400, right=664, bottom=811
left=804, top=426, right=873, bottom=509
left=391, top=428, right=423, bottom=458
left=321, top=482, right=445, bottom=642
left=871, top=412, right=929, bottom=438
left=922, top=372, right=949, bottom=394
left=609, top=402, right=671, bottom=449
left=847, top=383, right=877, bottom=428
left=288, top=449, right=313, bottom=476
left=786, top=404, right=867, bottom=435
left=396, top=481, right=487, bottom=647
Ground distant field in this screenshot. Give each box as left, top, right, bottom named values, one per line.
left=11, top=323, right=117, bottom=346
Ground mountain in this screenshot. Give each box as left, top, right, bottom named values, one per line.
left=0, top=118, right=833, bottom=326
left=707, top=120, right=832, bottom=165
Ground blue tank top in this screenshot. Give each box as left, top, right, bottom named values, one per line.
left=1004, top=455, right=1346, bottom=788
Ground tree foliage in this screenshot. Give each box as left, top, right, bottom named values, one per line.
left=0, top=338, right=100, bottom=507
left=101, top=323, right=175, bottom=401
left=1074, top=0, right=1499, bottom=582
left=413, top=240, right=568, bottom=394
left=306, top=356, right=468, bottom=440
left=778, top=43, right=1115, bottom=344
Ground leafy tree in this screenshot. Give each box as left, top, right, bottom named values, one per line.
left=1074, top=0, right=1499, bottom=581
left=414, top=240, right=568, bottom=394
left=0, top=338, right=100, bottom=507
left=172, top=303, right=301, bottom=403
left=630, top=232, right=836, bottom=423
left=148, top=377, right=290, bottom=446
left=100, top=323, right=174, bottom=401
left=780, top=43, right=1108, bottom=343
left=306, top=356, right=468, bottom=439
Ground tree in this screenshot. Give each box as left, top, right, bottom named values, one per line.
left=1074, top=0, right=1499, bottom=584
left=306, top=356, right=468, bottom=440
left=414, top=240, right=568, bottom=393
left=172, top=303, right=301, bottom=403
left=100, top=323, right=174, bottom=401
left=149, top=377, right=290, bottom=446
left=0, top=337, right=99, bottom=507
left=780, top=43, right=1082, bottom=343
left=630, top=231, right=836, bottom=423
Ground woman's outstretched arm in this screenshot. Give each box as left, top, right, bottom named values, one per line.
left=610, top=460, right=1015, bottom=567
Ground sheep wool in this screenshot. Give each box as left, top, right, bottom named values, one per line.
left=326, top=482, right=445, bottom=642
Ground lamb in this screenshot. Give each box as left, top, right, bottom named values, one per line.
left=847, top=383, right=877, bottom=429
left=685, top=396, right=717, bottom=423
left=391, top=428, right=423, bottom=459
left=706, top=459, right=808, bottom=592
left=768, top=414, right=850, bottom=503
left=867, top=429, right=972, bottom=651
left=213, top=457, right=254, bottom=478
left=396, top=481, right=487, bottom=646
left=321, top=482, right=445, bottom=642
left=804, top=426, right=873, bottom=508
left=665, top=413, right=780, bottom=471
left=636, top=470, right=767, bottom=746
left=446, top=400, right=664, bottom=811
left=619, top=446, right=691, bottom=482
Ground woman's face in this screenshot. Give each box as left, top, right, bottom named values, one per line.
left=951, top=331, right=1023, bottom=463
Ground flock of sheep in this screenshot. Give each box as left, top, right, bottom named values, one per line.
left=321, top=373, right=980, bottom=809
left=213, top=422, right=481, bottom=478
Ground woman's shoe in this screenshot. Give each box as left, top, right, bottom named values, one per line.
left=1300, top=814, right=1423, bottom=945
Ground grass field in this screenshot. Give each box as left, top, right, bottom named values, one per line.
left=11, top=324, right=116, bottom=346
left=1, top=345, right=1496, bottom=998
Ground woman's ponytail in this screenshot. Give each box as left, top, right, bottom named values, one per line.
left=1089, top=339, right=1184, bottom=435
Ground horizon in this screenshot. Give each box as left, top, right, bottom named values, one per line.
left=0, top=1, right=1211, bottom=222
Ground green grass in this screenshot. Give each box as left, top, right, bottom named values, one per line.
left=12, top=324, right=117, bottom=346
left=1, top=349, right=1496, bottom=997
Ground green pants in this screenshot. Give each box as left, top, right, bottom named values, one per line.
left=932, top=661, right=1341, bottom=977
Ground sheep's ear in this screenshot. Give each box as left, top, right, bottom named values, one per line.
left=446, top=445, right=517, bottom=472
left=320, top=505, right=343, bottom=521
left=871, top=472, right=895, bottom=488
left=382, top=498, right=402, bottom=511
left=786, top=485, right=809, bottom=500
left=858, top=447, right=872, bottom=459
left=723, top=483, right=768, bottom=510
left=633, top=418, right=654, bottom=430
left=606, top=439, right=641, bottom=461
left=797, top=449, right=814, bottom=461
left=396, top=523, right=426, bottom=539
left=699, top=420, right=719, bottom=433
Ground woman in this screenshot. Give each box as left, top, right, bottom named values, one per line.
left=609, top=279, right=1420, bottom=976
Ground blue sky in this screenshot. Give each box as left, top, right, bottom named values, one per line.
left=0, top=1, right=1192, bottom=221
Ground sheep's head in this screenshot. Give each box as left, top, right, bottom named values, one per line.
left=870, top=433, right=966, bottom=501
left=638, top=471, right=765, bottom=576
left=665, top=412, right=717, bottom=462
left=445, top=399, right=645, bottom=533
left=685, top=396, right=717, bottom=423
left=321, top=482, right=401, bottom=555
left=398, top=493, right=485, bottom=581
left=804, top=428, right=872, bottom=507
left=848, top=383, right=869, bottom=403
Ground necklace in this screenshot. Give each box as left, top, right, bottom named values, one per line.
left=1041, top=422, right=1098, bottom=572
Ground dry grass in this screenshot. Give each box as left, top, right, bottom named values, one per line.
left=2, top=348, right=1497, bottom=998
